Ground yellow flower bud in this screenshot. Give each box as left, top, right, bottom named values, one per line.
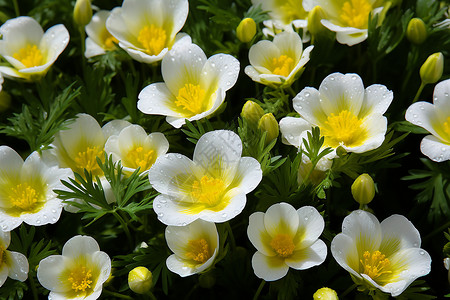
left=258, top=113, right=279, bottom=145
left=406, top=18, right=427, bottom=45
left=128, top=266, right=152, bottom=294
left=0, top=91, right=11, bottom=112
left=236, top=18, right=257, bottom=43
left=420, top=52, right=444, bottom=85
left=307, top=6, right=327, bottom=36
left=313, top=287, right=339, bottom=300
left=351, top=173, right=375, bottom=205
left=73, top=0, right=93, bottom=28
left=241, top=100, right=264, bottom=125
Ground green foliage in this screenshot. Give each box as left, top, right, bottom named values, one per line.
left=396, top=280, right=437, bottom=300
left=181, top=119, right=215, bottom=144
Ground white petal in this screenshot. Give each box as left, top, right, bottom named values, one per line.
left=405, top=102, right=441, bottom=138
left=21, top=199, right=63, bottom=227
left=295, top=206, right=325, bottom=249
left=0, top=17, right=43, bottom=53
left=0, top=266, right=8, bottom=287
left=102, top=120, right=132, bottom=139
left=420, top=135, right=450, bottom=162
left=433, top=79, right=450, bottom=109
left=342, top=114, right=387, bottom=153
left=293, top=87, right=327, bottom=125
left=247, top=212, right=276, bottom=256
left=336, top=30, right=368, bottom=46
left=40, top=24, right=69, bottom=64
left=0, top=210, right=22, bottom=232
left=138, top=82, right=182, bottom=117
left=359, top=84, right=393, bottom=118
left=228, top=157, right=262, bottom=193
left=85, top=38, right=106, bottom=58
left=160, top=0, right=189, bottom=39
left=6, top=251, right=28, bottom=281
left=37, top=255, right=70, bottom=292
left=379, top=215, right=421, bottom=257
left=248, top=40, right=280, bottom=70
left=0, top=146, right=22, bottom=184
left=90, top=251, right=111, bottom=289
left=198, top=193, right=247, bottom=223
left=279, top=117, right=312, bottom=148
left=273, top=32, right=303, bottom=61
left=200, top=54, right=240, bottom=95
left=0, top=230, right=10, bottom=248
left=62, top=235, right=100, bottom=258
left=251, top=251, right=289, bottom=281
left=341, top=210, right=382, bottom=254
left=285, top=239, right=327, bottom=270
left=330, top=233, right=361, bottom=279
left=153, top=194, right=199, bottom=226
left=85, top=11, right=110, bottom=45
left=264, top=202, right=299, bottom=238
left=0, top=66, right=26, bottom=79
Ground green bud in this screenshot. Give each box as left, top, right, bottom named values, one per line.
left=351, top=173, right=375, bottom=205
left=128, top=266, right=152, bottom=294
left=420, top=52, right=444, bottom=85
left=307, top=6, right=327, bottom=36
left=236, top=18, right=256, bottom=43
left=241, top=100, right=264, bottom=125
left=258, top=113, right=279, bottom=145
left=313, top=287, right=339, bottom=300
left=73, top=0, right=93, bottom=28
left=406, top=18, right=427, bottom=45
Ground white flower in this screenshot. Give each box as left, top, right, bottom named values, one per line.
left=316, top=0, right=386, bottom=46
left=244, top=32, right=313, bottom=88
left=165, top=219, right=219, bottom=277
left=37, top=235, right=111, bottom=300
left=0, top=146, right=72, bottom=231
left=106, top=0, right=189, bottom=64
left=0, top=230, right=28, bottom=287
left=247, top=203, right=327, bottom=281
left=279, top=72, right=393, bottom=157
left=444, top=257, right=450, bottom=284
left=331, top=210, right=431, bottom=297
left=0, top=16, right=69, bottom=80
left=85, top=10, right=118, bottom=58
left=138, top=39, right=240, bottom=128
left=105, top=124, right=169, bottom=174
left=148, top=130, right=262, bottom=226
left=405, top=79, right=450, bottom=162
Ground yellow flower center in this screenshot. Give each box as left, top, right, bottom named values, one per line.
left=74, top=146, right=104, bottom=177
left=191, top=175, right=225, bottom=207
left=321, top=110, right=367, bottom=148
left=137, top=25, right=167, bottom=56
left=13, top=44, right=44, bottom=68
left=270, top=234, right=295, bottom=258
left=124, top=146, right=155, bottom=171
left=175, top=83, right=207, bottom=116
left=104, top=34, right=118, bottom=50
left=9, top=184, right=41, bottom=211
left=271, top=55, right=295, bottom=77
left=68, top=266, right=93, bottom=293
left=275, top=0, right=308, bottom=23
left=443, top=116, right=450, bottom=140
left=185, top=238, right=211, bottom=264
left=360, top=250, right=392, bottom=280
left=340, top=0, right=372, bottom=29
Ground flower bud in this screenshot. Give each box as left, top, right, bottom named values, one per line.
left=236, top=18, right=256, bottom=43
left=420, top=52, right=444, bottom=85
left=258, top=113, right=279, bottom=145
left=406, top=18, right=427, bottom=45
left=128, top=266, right=152, bottom=294
left=241, top=100, right=264, bottom=125
left=444, top=257, right=450, bottom=285
left=73, top=0, right=93, bottom=28
left=313, top=287, right=339, bottom=300
left=307, top=6, right=327, bottom=36
left=351, top=173, right=375, bottom=205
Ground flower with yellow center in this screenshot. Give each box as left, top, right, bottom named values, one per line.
left=245, top=32, right=313, bottom=88
left=331, top=210, right=431, bottom=297
left=247, top=203, right=327, bottom=281
left=165, top=219, right=219, bottom=277
left=280, top=72, right=393, bottom=158
left=85, top=10, right=119, bottom=58
left=406, top=79, right=450, bottom=162
left=0, top=230, right=28, bottom=287
left=138, top=39, right=240, bottom=128
left=0, top=16, right=69, bottom=80
left=149, top=130, right=262, bottom=225
left=316, top=0, right=387, bottom=46
left=37, top=235, right=111, bottom=300
left=105, top=124, right=169, bottom=174
left=0, top=146, right=72, bottom=231
left=105, top=0, right=189, bottom=64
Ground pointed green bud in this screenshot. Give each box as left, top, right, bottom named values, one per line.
left=73, top=0, right=93, bottom=28
left=406, top=18, right=427, bottom=45
left=313, top=287, right=339, bottom=300
left=351, top=173, right=375, bottom=205
left=307, top=6, right=327, bottom=36
left=241, top=100, right=264, bottom=125
left=236, top=18, right=256, bottom=43
left=420, top=52, right=444, bottom=85
left=258, top=113, right=279, bottom=144
left=128, top=266, right=152, bottom=294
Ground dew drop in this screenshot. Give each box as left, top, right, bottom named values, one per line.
left=158, top=212, right=164, bottom=217
left=52, top=217, right=57, bottom=222
left=156, top=204, right=161, bottom=208
left=51, top=209, right=57, bottom=213
left=419, top=250, right=425, bottom=255
left=36, top=220, right=41, bottom=224
left=329, top=76, right=335, bottom=81
left=222, top=213, right=227, bottom=218
left=304, top=92, right=310, bottom=97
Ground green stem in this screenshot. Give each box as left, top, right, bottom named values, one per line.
left=147, top=291, right=158, bottom=300
left=253, top=280, right=266, bottom=300
left=29, top=275, right=39, bottom=300
left=412, top=81, right=426, bottom=103
left=113, top=211, right=133, bottom=247
left=225, top=222, right=236, bottom=251
left=12, top=0, right=20, bottom=17
left=103, top=289, right=134, bottom=300
left=341, top=283, right=357, bottom=298
left=286, top=86, right=296, bottom=97
left=424, top=220, right=450, bottom=242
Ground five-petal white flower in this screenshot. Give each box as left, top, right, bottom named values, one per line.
left=331, top=210, right=431, bottom=297
left=148, top=130, right=262, bottom=226
left=165, top=219, right=219, bottom=277
left=247, top=202, right=327, bottom=281
left=0, top=16, right=69, bottom=80
left=0, top=230, right=28, bottom=287
left=106, top=0, right=189, bottom=64
left=405, top=79, right=450, bottom=162
left=138, top=39, right=240, bottom=128
left=85, top=10, right=118, bottom=58
left=245, top=31, right=314, bottom=88
left=37, top=235, right=111, bottom=300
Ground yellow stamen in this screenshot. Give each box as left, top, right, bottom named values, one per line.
left=9, top=184, right=40, bottom=211
left=68, top=266, right=93, bottom=292
left=124, top=146, right=155, bottom=171
left=271, top=55, right=295, bottom=77
left=321, top=110, right=367, bottom=148
left=340, top=0, right=372, bottom=29
left=175, top=83, right=207, bottom=116
left=74, top=146, right=104, bottom=177
left=137, top=25, right=167, bottom=56
left=13, top=44, right=44, bottom=68
left=270, top=234, right=295, bottom=258
left=103, top=34, right=118, bottom=50
left=185, top=238, right=211, bottom=264
left=191, top=175, right=225, bottom=207
left=360, top=250, right=392, bottom=280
